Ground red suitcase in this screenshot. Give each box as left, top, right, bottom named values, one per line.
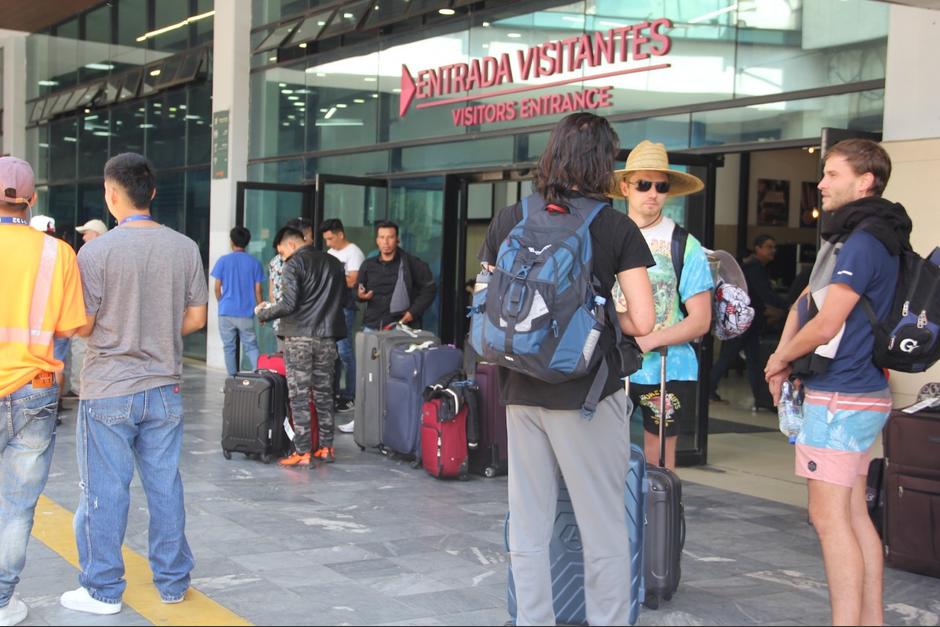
left=421, top=397, right=470, bottom=480
left=257, top=353, right=319, bottom=452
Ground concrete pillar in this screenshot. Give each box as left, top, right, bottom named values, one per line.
left=882, top=4, right=940, bottom=406
left=883, top=5, right=940, bottom=142
left=206, top=2, right=251, bottom=371
left=1, top=31, right=28, bottom=159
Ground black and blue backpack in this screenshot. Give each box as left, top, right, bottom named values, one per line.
left=468, top=193, right=628, bottom=417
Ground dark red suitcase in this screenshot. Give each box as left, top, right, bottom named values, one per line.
left=469, top=362, right=508, bottom=478
left=882, top=408, right=940, bottom=578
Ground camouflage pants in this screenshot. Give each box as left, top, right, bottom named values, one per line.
left=284, top=336, right=338, bottom=452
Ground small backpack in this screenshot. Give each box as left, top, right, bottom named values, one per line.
left=468, top=194, right=621, bottom=417
left=861, top=246, right=940, bottom=373
left=670, top=225, right=754, bottom=341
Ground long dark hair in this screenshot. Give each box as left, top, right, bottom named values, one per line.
left=535, top=112, right=619, bottom=205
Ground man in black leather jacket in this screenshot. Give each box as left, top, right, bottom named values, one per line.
left=256, top=227, right=346, bottom=465
left=357, top=221, right=437, bottom=330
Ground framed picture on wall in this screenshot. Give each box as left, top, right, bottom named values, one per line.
left=800, top=181, right=820, bottom=228
left=757, top=178, right=789, bottom=226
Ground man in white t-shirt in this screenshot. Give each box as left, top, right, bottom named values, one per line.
left=610, top=140, right=713, bottom=470
left=319, top=219, right=365, bottom=425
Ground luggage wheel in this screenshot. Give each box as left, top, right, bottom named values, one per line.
left=222, top=450, right=232, bottom=460
left=643, top=593, right=660, bottom=610
left=483, top=466, right=497, bottom=478
left=260, top=453, right=273, bottom=464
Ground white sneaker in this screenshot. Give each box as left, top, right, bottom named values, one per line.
left=0, top=594, right=28, bottom=627
left=337, top=420, right=355, bottom=433
left=60, top=587, right=122, bottom=615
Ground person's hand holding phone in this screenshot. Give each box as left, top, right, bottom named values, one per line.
left=358, top=283, right=374, bottom=301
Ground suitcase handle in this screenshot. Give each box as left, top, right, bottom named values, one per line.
left=657, top=346, right=668, bottom=469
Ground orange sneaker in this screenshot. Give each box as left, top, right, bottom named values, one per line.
left=279, top=452, right=310, bottom=466
left=312, top=447, right=335, bottom=463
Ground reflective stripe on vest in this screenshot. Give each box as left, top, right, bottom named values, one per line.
left=0, top=235, right=59, bottom=347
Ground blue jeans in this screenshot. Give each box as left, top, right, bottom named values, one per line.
left=334, top=308, right=357, bottom=399
left=74, top=385, right=193, bottom=603
left=0, top=382, right=58, bottom=608
left=219, top=315, right=260, bottom=376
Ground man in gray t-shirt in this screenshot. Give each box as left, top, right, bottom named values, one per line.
left=60, top=153, right=208, bottom=617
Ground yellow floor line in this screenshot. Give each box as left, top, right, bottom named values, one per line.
left=32, top=495, right=252, bottom=626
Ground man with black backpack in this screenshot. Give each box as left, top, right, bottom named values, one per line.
left=611, top=140, right=714, bottom=471
left=765, top=139, right=912, bottom=626
left=477, top=113, right=655, bottom=626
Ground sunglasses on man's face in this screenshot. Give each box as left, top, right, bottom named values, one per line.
left=629, top=179, right=671, bottom=194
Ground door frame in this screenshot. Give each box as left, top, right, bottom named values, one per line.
left=235, top=181, right=315, bottom=229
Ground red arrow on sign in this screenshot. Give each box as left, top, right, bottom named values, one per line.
left=400, top=64, right=416, bottom=118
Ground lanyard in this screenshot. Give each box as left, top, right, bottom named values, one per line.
left=0, top=217, right=30, bottom=226
left=119, top=214, right=156, bottom=226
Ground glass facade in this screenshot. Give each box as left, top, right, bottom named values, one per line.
left=245, top=0, right=889, bottom=339
left=25, top=0, right=214, bottom=359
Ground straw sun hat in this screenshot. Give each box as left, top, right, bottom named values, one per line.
left=609, top=140, right=704, bottom=199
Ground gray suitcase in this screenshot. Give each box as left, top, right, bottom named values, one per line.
left=643, top=347, right=684, bottom=609
left=353, top=327, right=438, bottom=450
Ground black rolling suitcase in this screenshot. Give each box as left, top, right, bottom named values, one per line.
left=221, top=371, right=291, bottom=463
left=643, top=347, right=684, bottom=609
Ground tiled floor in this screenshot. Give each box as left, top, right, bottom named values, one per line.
left=14, top=363, right=939, bottom=626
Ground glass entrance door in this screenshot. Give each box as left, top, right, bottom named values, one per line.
left=236, top=182, right=312, bottom=357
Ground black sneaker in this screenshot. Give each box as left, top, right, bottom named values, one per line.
left=336, top=398, right=355, bottom=413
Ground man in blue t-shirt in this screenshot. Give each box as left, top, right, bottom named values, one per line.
left=765, top=139, right=911, bottom=626
left=211, top=227, right=266, bottom=375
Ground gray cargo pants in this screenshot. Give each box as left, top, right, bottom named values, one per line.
left=284, top=336, right=338, bottom=452
left=507, top=391, right=633, bottom=626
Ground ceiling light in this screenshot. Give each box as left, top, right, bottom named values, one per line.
left=288, top=95, right=299, bottom=100
left=317, top=72, right=327, bottom=77
left=364, top=77, right=377, bottom=82
left=354, top=98, right=365, bottom=103
left=325, top=107, right=337, bottom=119
left=84, top=63, right=114, bottom=71
left=149, top=69, right=161, bottom=77
left=320, top=108, right=328, bottom=113
left=282, top=89, right=294, bottom=94
left=84, top=108, right=91, bottom=114
left=269, top=56, right=277, bottom=62
left=482, top=21, right=491, bottom=27
left=169, top=107, right=177, bottom=112
left=136, top=9, right=215, bottom=42
left=293, top=101, right=305, bottom=106
left=372, top=93, right=379, bottom=98
left=299, top=42, right=307, bottom=48
left=279, top=83, right=287, bottom=87
left=507, top=33, right=522, bottom=38
left=179, top=104, right=186, bottom=109
left=336, top=103, right=348, bottom=108
left=393, top=88, right=401, bottom=93
left=38, top=80, right=59, bottom=86
left=439, top=8, right=455, bottom=15
left=282, top=122, right=290, bottom=126
left=343, top=12, right=354, bottom=18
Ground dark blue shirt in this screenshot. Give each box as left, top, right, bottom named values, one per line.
left=210, top=251, right=266, bottom=318
left=804, top=230, right=898, bottom=393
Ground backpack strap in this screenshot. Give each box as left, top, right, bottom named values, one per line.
left=671, top=224, right=689, bottom=318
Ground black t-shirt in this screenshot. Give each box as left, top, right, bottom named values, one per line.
left=478, top=194, right=655, bottom=410
left=359, top=254, right=403, bottom=329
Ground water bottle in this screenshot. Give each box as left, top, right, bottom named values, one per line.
left=777, top=380, right=804, bottom=444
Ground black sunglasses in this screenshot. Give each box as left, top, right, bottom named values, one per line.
left=629, top=179, right=670, bottom=194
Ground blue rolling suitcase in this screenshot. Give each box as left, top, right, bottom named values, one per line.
left=382, top=343, right=464, bottom=458
left=506, top=444, right=647, bottom=625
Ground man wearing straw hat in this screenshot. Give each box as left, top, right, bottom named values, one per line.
left=611, top=140, right=713, bottom=470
